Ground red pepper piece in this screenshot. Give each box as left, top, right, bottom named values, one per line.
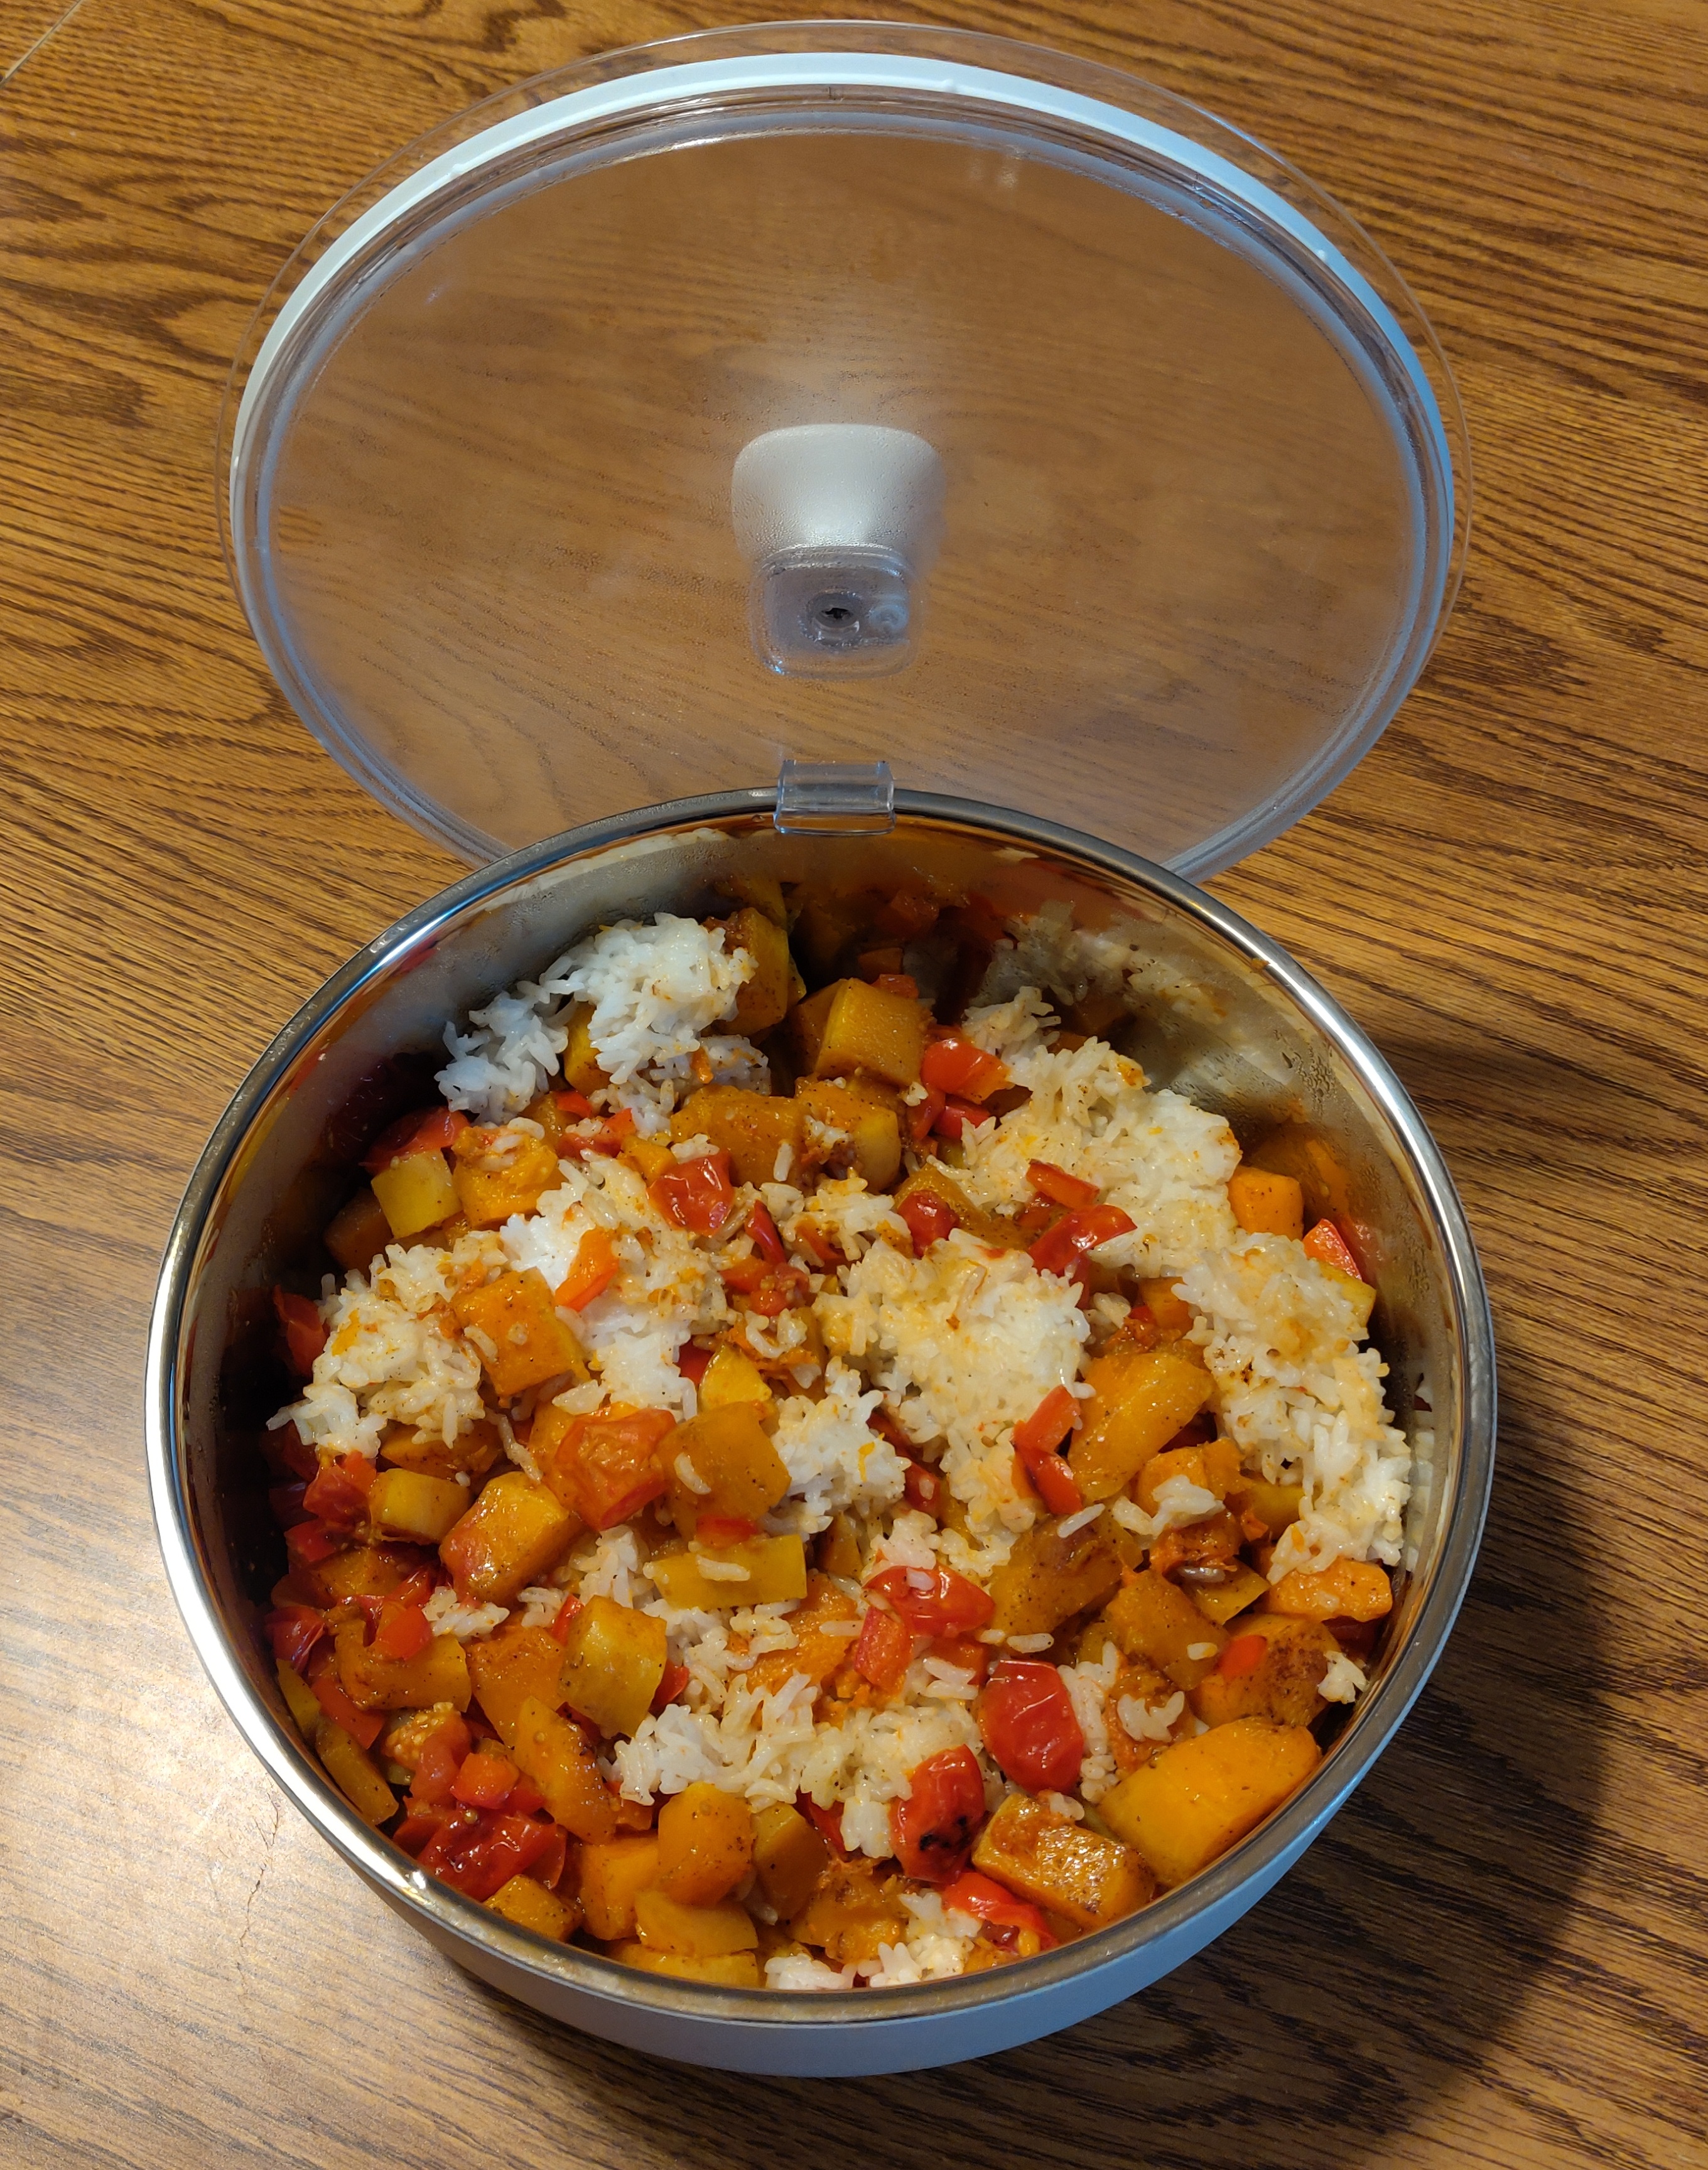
left=747, top=1202, right=787, bottom=1264
left=302, top=1450, right=374, bottom=1528
left=409, top=1713, right=474, bottom=1806
left=939, top=1869, right=1056, bottom=1947
left=932, top=1096, right=991, bottom=1144
left=262, top=1602, right=325, bottom=1674
left=1027, top=1160, right=1100, bottom=1211
left=902, top=1461, right=942, bottom=1516
left=284, top=1518, right=342, bottom=1568
left=1027, top=1205, right=1137, bottom=1279
left=905, top=1087, right=946, bottom=1146
left=1217, top=1633, right=1268, bottom=1679
left=890, top=1746, right=986, bottom=1884
left=849, top=1604, right=913, bottom=1695
left=676, top=1344, right=712, bottom=1387
left=451, top=1747, right=519, bottom=1811
left=927, top=1634, right=992, bottom=1687
left=797, top=1793, right=852, bottom=1859
left=651, top=1151, right=736, bottom=1234
left=897, top=1190, right=958, bottom=1254
left=553, top=1089, right=596, bottom=1118
left=307, top=1659, right=382, bottom=1750
left=651, top=1661, right=691, bottom=1714
left=371, top=1600, right=433, bottom=1662
left=865, top=1564, right=995, bottom=1638
left=554, top=1226, right=619, bottom=1311
left=361, top=1106, right=468, bottom=1174
left=1302, top=1217, right=1366, bottom=1282
left=273, top=1288, right=327, bottom=1377
left=548, top=1593, right=583, bottom=1644
left=976, top=1660, right=1085, bottom=1793
left=920, top=1035, right=1008, bottom=1103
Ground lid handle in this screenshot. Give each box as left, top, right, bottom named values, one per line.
left=733, top=426, right=944, bottom=680
left=774, top=758, right=896, bottom=834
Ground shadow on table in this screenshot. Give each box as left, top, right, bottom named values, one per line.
left=465, top=1324, right=1601, bottom=2170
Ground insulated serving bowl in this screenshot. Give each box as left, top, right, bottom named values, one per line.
left=147, top=798, right=1493, bottom=2075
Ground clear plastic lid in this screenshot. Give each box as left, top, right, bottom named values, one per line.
left=220, top=23, right=1467, bottom=874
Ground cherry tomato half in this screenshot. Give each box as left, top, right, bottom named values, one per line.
left=651, top=1150, right=737, bottom=1234
left=890, top=1746, right=987, bottom=1883
left=1027, top=1205, right=1137, bottom=1279
left=898, top=1190, right=958, bottom=1254
left=976, top=1659, right=1086, bottom=1793
left=865, top=1564, right=995, bottom=1638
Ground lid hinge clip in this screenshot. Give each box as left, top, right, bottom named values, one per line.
left=773, top=758, right=895, bottom=835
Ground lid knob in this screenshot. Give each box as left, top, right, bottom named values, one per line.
left=731, top=425, right=945, bottom=679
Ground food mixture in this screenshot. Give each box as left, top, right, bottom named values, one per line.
left=260, top=882, right=1410, bottom=1989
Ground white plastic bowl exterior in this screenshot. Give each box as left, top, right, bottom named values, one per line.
left=146, top=791, right=1494, bottom=2076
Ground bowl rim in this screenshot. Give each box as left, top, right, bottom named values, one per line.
left=146, top=785, right=1495, bottom=2032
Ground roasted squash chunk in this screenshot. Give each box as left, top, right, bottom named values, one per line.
left=661, top=1401, right=791, bottom=1536
left=1226, top=1165, right=1305, bottom=1239
left=698, top=1346, right=773, bottom=1412
left=670, top=1086, right=805, bottom=1189
left=451, top=1268, right=588, bottom=1398
left=370, top=1151, right=458, bottom=1241
left=987, top=1516, right=1131, bottom=1638
left=440, top=1471, right=578, bottom=1604
left=971, top=1792, right=1155, bottom=1931
left=725, top=905, right=794, bottom=1035
left=891, top=1162, right=1026, bottom=1250
left=558, top=1595, right=668, bottom=1738
left=1186, top=1562, right=1270, bottom=1626
left=332, top=1620, right=472, bottom=1713
left=1098, top=1715, right=1321, bottom=1887
left=752, top=1802, right=831, bottom=1920
left=379, top=1418, right=502, bottom=1482
left=1262, top=1558, right=1393, bottom=1621
left=366, top=1469, right=469, bottom=1545
left=1098, top=1569, right=1228, bottom=1688
left=657, top=1783, right=755, bottom=1906
left=463, top=1621, right=568, bottom=1747
left=1132, top=1437, right=1242, bottom=1514
left=634, top=1887, right=758, bottom=1957
left=791, top=978, right=926, bottom=1088
left=649, top=1534, right=808, bottom=1611
left=325, top=1185, right=392, bottom=1274
left=451, top=1126, right=565, bottom=1228
left=789, top=1857, right=908, bottom=1965
left=1066, top=1345, right=1214, bottom=1502
left=315, top=1717, right=397, bottom=1825
left=745, top=1574, right=858, bottom=1696
left=794, top=1077, right=902, bottom=1189
left=607, top=1941, right=762, bottom=1988
left=1189, top=1616, right=1339, bottom=1728
left=486, top=1873, right=579, bottom=1941
left=508, top=1695, right=617, bottom=1842
left=580, top=1835, right=661, bottom=1940
left=558, top=1003, right=607, bottom=1095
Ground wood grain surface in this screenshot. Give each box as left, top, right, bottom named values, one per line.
left=2, top=2, right=1704, bottom=2166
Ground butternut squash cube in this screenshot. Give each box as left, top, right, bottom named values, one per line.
left=316, top=1542, right=420, bottom=1601
left=440, top=1471, right=578, bottom=1604
left=451, top=1269, right=588, bottom=1398
left=607, top=1940, right=762, bottom=1988
left=1226, top=1475, right=1304, bottom=1536
left=751, top=1803, right=831, bottom=1921
left=662, top=1401, right=791, bottom=1535
left=787, top=1858, right=908, bottom=1965
left=698, top=1346, right=773, bottom=1412
left=1189, top=1615, right=1339, bottom=1728
left=580, top=1835, right=661, bottom=1939
left=1098, top=1569, right=1228, bottom=1688
left=558, top=1595, right=668, bottom=1739
left=1137, top=1277, right=1195, bottom=1337
left=1133, top=1438, right=1242, bottom=1515
left=988, top=1516, right=1130, bottom=1639
left=508, top=1695, right=618, bottom=1842
left=366, top=1469, right=470, bottom=1545
left=332, top=1619, right=472, bottom=1713
left=670, top=1086, right=805, bottom=1188
left=791, top=978, right=926, bottom=1088
left=633, top=1887, right=758, bottom=1958
left=486, top=1874, right=578, bottom=1941
left=1066, top=1346, right=1214, bottom=1502
left=745, top=1574, right=858, bottom=1697
left=891, top=1162, right=1027, bottom=1250
left=465, top=1622, right=569, bottom=1748
left=1262, top=1558, right=1393, bottom=1621
left=1226, top=1165, right=1305, bottom=1240
left=622, top=1133, right=676, bottom=1184
left=657, top=1783, right=755, bottom=1906
left=725, top=905, right=794, bottom=1035
left=794, top=1078, right=902, bottom=1189
left=1098, top=1715, right=1322, bottom=1887
left=370, top=1152, right=459, bottom=1241
left=970, top=1793, right=1155, bottom=1932
left=1187, top=1562, right=1271, bottom=1626
left=314, top=1717, right=397, bottom=1825
left=451, top=1129, right=565, bottom=1228
left=558, top=1003, right=608, bottom=1095
left=379, top=1418, right=502, bottom=1482
left=648, top=1535, right=808, bottom=1612
left=325, top=1185, right=392, bottom=1274
left=275, top=1654, right=324, bottom=1742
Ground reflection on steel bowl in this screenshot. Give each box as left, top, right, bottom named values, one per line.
left=148, top=794, right=1493, bottom=2075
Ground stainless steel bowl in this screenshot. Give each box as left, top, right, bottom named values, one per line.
left=146, top=791, right=1494, bottom=2075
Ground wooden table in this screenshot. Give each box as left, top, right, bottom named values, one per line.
left=3, top=1, right=1703, bottom=2163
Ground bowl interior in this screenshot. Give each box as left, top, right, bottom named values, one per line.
left=152, top=797, right=1491, bottom=2039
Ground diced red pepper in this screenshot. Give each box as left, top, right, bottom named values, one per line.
left=747, top=1202, right=786, bottom=1264
left=798, top=1794, right=852, bottom=1859
left=273, top=1288, right=327, bottom=1377
left=794, top=1221, right=843, bottom=1270
left=507, top=1774, right=546, bottom=1816
left=548, top=1592, right=583, bottom=1644
left=720, top=1256, right=769, bottom=1293
left=696, top=1514, right=760, bottom=1548
left=262, top=1602, right=325, bottom=1674
left=927, top=1634, right=992, bottom=1687
left=976, top=1660, right=1085, bottom=1793
left=932, top=1096, right=991, bottom=1144
left=651, top=1151, right=736, bottom=1234
left=902, top=1462, right=942, bottom=1516
left=1027, top=1160, right=1100, bottom=1211
left=890, top=1746, right=986, bottom=1883
left=419, top=1807, right=563, bottom=1901
left=742, top=1265, right=812, bottom=1317
left=873, top=973, right=919, bottom=998
left=921, top=1035, right=1008, bottom=1103
left=451, top=1747, right=519, bottom=1810
left=362, top=1106, right=469, bottom=1174
left=1015, top=1446, right=1084, bottom=1519
left=1217, top=1633, right=1268, bottom=1679
left=562, top=1109, right=637, bottom=1158
left=676, top=1344, right=712, bottom=1387
left=897, top=1190, right=958, bottom=1254
left=284, top=1519, right=343, bottom=1568
left=409, top=1713, right=474, bottom=1806
left=865, top=1564, right=995, bottom=1638
left=850, top=1604, right=914, bottom=1695
left=905, top=1087, right=946, bottom=1146
left=869, top=1405, right=912, bottom=1450
left=556, top=1408, right=675, bottom=1529
left=553, top=1089, right=596, bottom=1118
left=1027, top=1204, right=1137, bottom=1279
left=651, top=1661, right=691, bottom=1714
left=307, top=1658, right=383, bottom=1750
left=938, top=1869, right=1056, bottom=1947
left=392, top=1809, right=453, bottom=1855
left=371, top=1600, right=433, bottom=1662
left=1302, top=1217, right=1366, bottom=1282
left=1118, top=1302, right=1159, bottom=1351
left=1013, top=1385, right=1078, bottom=1459
left=554, top=1226, right=619, bottom=1311
left=302, top=1450, right=374, bottom=1528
